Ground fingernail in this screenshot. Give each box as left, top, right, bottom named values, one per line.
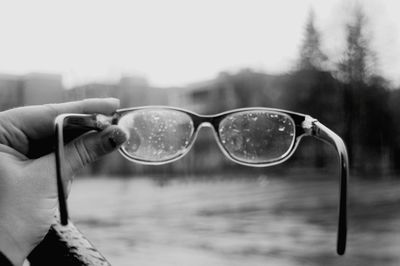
left=108, top=127, right=128, bottom=148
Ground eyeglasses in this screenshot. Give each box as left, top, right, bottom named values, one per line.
left=54, top=106, right=349, bottom=255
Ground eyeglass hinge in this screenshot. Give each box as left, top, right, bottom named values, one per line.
left=95, top=114, right=114, bottom=130
left=302, top=116, right=319, bottom=136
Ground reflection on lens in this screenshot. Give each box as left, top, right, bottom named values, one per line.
left=219, top=111, right=295, bottom=164
left=118, top=109, right=194, bottom=162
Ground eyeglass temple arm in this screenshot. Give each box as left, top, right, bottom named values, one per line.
left=309, top=120, right=348, bottom=255
left=55, top=114, right=112, bottom=225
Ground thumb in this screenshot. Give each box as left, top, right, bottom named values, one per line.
left=63, top=125, right=127, bottom=177
left=28, top=125, right=127, bottom=196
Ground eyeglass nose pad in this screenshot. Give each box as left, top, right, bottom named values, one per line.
left=197, top=121, right=218, bottom=137
left=198, top=121, right=213, bottom=129
left=95, top=114, right=114, bottom=129
left=190, top=121, right=215, bottom=144
left=195, top=121, right=226, bottom=151
left=192, top=121, right=212, bottom=140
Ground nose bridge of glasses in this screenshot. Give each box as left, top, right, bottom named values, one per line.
left=191, top=113, right=219, bottom=129
left=198, top=120, right=213, bottom=129
left=190, top=120, right=221, bottom=154
left=194, top=118, right=218, bottom=137
left=191, top=116, right=221, bottom=144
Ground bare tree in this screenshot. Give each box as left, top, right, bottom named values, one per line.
left=298, top=9, right=328, bottom=70
left=338, top=6, right=376, bottom=83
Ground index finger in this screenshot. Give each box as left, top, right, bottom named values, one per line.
left=3, top=98, right=120, bottom=140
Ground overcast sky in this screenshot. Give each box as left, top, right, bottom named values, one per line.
left=0, top=0, right=399, bottom=88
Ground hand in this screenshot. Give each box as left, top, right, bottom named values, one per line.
left=0, top=98, right=127, bottom=265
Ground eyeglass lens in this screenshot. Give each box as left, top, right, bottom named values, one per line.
left=118, top=109, right=194, bottom=162
left=219, top=111, right=295, bottom=164
left=118, top=109, right=296, bottom=164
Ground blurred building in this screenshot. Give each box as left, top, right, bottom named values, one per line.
left=118, top=76, right=168, bottom=107
left=66, top=82, right=119, bottom=100
left=67, top=75, right=170, bottom=108
left=0, top=73, right=63, bottom=110
left=0, top=74, right=23, bottom=110
left=22, top=73, right=64, bottom=105
left=167, top=80, right=216, bottom=113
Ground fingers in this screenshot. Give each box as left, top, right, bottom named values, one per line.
left=3, top=98, right=120, bottom=141
left=26, top=125, right=127, bottom=199
left=31, top=125, right=127, bottom=195
left=61, top=125, right=127, bottom=178
left=46, top=98, right=120, bottom=115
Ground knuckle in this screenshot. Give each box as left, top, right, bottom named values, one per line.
left=66, top=132, right=111, bottom=173
left=43, top=103, right=60, bottom=117
left=72, top=138, right=95, bottom=167
left=73, top=135, right=107, bottom=166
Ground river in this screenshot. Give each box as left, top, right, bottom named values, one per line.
left=68, top=174, right=400, bottom=266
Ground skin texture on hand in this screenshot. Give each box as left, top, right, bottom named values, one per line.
left=0, top=98, right=127, bottom=265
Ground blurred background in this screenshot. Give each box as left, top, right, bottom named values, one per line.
left=1, top=0, right=400, bottom=265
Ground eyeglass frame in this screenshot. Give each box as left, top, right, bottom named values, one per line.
left=54, top=106, right=348, bottom=255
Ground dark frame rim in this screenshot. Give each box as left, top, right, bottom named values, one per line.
left=115, top=106, right=308, bottom=166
